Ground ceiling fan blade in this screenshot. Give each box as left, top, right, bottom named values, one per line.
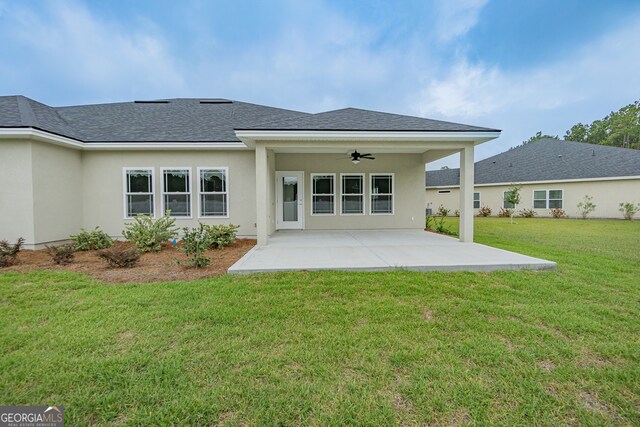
left=361, top=156, right=375, bottom=160
left=359, top=153, right=372, bottom=157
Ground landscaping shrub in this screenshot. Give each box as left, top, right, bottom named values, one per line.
left=477, top=206, right=492, bottom=217
left=503, top=184, right=522, bottom=224
left=46, top=244, right=75, bottom=265
left=618, top=202, right=640, bottom=220
left=98, top=246, right=141, bottom=268
left=550, top=208, right=567, bottom=218
left=70, top=227, right=113, bottom=251
left=577, top=195, right=596, bottom=219
left=178, top=224, right=212, bottom=268
left=453, top=209, right=460, bottom=217
left=425, top=216, right=457, bottom=236
left=122, top=212, right=178, bottom=252
left=437, top=205, right=450, bottom=217
left=498, top=208, right=512, bottom=218
left=518, top=209, right=536, bottom=218
left=0, top=237, right=24, bottom=267
left=206, top=224, right=240, bottom=249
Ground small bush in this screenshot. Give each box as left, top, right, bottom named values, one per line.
left=122, top=212, right=178, bottom=252
left=550, top=208, right=567, bottom=218
left=518, top=209, right=536, bottom=218
left=425, top=216, right=457, bottom=236
left=498, top=208, right=512, bottom=218
left=437, top=205, right=450, bottom=217
left=453, top=209, right=460, bottom=217
left=178, top=224, right=212, bottom=268
left=98, top=245, right=141, bottom=268
left=206, top=224, right=240, bottom=249
left=618, top=202, right=640, bottom=220
left=46, top=244, right=75, bottom=265
left=0, top=237, right=24, bottom=267
left=577, top=195, right=596, bottom=219
left=477, top=206, right=492, bottom=217
left=70, top=227, right=113, bottom=251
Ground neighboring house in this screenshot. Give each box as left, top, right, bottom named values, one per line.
left=0, top=96, right=500, bottom=248
left=426, top=138, right=640, bottom=218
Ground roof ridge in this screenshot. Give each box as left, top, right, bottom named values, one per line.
left=15, top=95, right=38, bottom=127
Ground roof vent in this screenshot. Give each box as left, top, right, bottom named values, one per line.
left=199, top=99, right=232, bottom=104
left=134, top=100, right=170, bottom=104
left=592, top=149, right=596, bottom=156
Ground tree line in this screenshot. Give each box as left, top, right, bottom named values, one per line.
left=523, top=99, right=640, bottom=150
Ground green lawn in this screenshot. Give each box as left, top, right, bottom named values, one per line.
left=1, top=218, right=639, bottom=426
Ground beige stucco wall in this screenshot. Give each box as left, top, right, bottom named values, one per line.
left=31, top=141, right=83, bottom=245
left=426, top=179, right=640, bottom=218
left=276, top=153, right=425, bottom=230
left=81, top=150, right=258, bottom=238
left=0, top=141, right=35, bottom=244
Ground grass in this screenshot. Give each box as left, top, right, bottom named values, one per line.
left=1, top=218, right=639, bottom=426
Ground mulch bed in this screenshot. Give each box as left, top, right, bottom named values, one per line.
left=2, top=239, right=256, bottom=283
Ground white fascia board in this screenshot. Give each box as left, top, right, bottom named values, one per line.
left=235, top=130, right=501, bottom=146
left=0, top=128, right=249, bottom=150
left=425, top=175, right=640, bottom=189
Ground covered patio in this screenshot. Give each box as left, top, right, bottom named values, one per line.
left=228, top=230, right=556, bottom=274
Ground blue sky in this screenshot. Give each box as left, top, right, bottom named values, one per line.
left=1, top=0, right=639, bottom=167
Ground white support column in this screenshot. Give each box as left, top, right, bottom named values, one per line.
left=459, top=144, right=475, bottom=243
left=255, top=143, right=269, bottom=246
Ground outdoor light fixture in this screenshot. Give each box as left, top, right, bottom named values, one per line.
left=352, top=159, right=360, bottom=165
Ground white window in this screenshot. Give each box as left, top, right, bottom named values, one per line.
left=503, top=191, right=515, bottom=209
left=341, top=174, right=364, bottom=215
left=124, top=168, right=154, bottom=218
left=533, top=189, right=563, bottom=209
left=473, top=192, right=481, bottom=209
left=199, top=168, right=228, bottom=217
left=311, top=174, right=335, bottom=215
left=370, top=174, right=394, bottom=214
left=162, top=168, right=191, bottom=217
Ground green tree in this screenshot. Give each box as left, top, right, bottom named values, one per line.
left=523, top=131, right=558, bottom=145
left=504, top=184, right=522, bottom=224
left=564, top=123, right=589, bottom=142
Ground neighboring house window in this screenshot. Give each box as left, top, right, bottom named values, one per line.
left=473, top=192, right=480, bottom=209
left=124, top=168, right=154, bottom=218
left=533, top=189, right=563, bottom=209
left=371, top=174, right=394, bottom=214
left=341, top=174, right=364, bottom=215
left=162, top=168, right=191, bottom=217
left=199, top=168, right=228, bottom=217
left=503, top=191, right=515, bottom=209
left=311, top=174, right=335, bottom=215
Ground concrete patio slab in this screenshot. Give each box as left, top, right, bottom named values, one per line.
left=228, top=230, right=556, bottom=274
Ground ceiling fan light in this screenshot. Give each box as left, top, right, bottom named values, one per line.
left=352, top=159, right=360, bottom=165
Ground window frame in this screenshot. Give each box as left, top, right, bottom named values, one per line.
left=197, top=166, right=230, bottom=219
left=310, top=173, right=336, bottom=216
left=123, top=167, right=155, bottom=219
left=160, top=167, right=193, bottom=218
left=339, top=173, right=365, bottom=216
left=532, top=189, right=563, bottom=209
left=369, top=173, right=395, bottom=215
left=473, top=192, right=481, bottom=209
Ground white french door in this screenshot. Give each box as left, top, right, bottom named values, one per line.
left=275, top=171, right=304, bottom=230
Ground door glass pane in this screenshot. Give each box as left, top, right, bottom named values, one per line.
left=282, top=177, right=298, bottom=222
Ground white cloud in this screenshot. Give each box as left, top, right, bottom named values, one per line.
left=433, top=0, right=488, bottom=43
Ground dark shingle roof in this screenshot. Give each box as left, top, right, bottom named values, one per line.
left=426, top=138, right=640, bottom=186
left=0, top=96, right=498, bottom=142
left=237, top=107, right=499, bottom=132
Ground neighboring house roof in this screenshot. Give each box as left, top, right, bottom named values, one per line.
left=426, top=138, right=640, bottom=186
left=0, top=96, right=498, bottom=143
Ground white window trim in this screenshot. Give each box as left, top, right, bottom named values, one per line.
left=473, top=191, right=481, bottom=209
left=310, top=173, right=337, bottom=216
left=369, top=173, right=395, bottom=215
left=123, top=167, right=155, bottom=220
left=160, top=167, right=193, bottom=219
left=339, top=173, right=365, bottom=216
left=197, top=166, right=230, bottom=219
left=532, top=189, right=563, bottom=209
